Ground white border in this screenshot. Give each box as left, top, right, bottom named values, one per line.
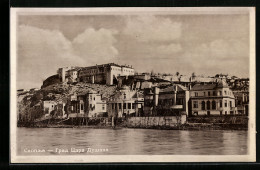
left=10, top=7, right=256, bottom=163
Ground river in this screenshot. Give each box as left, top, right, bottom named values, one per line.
left=17, top=128, right=248, bottom=155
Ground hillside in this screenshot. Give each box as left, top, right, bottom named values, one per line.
left=17, top=82, right=117, bottom=122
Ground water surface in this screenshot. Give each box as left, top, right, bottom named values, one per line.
left=17, top=128, right=248, bottom=155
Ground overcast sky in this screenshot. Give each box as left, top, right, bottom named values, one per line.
left=17, top=12, right=250, bottom=89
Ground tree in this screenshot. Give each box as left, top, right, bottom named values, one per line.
left=192, top=72, right=196, bottom=79
left=176, top=72, right=180, bottom=77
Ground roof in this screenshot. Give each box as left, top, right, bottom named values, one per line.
left=193, top=77, right=214, bottom=83
left=160, top=84, right=188, bottom=93
left=216, top=79, right=229, bottom=88
left=120, top=85, right=130, bottom=90
left=191, top=79, right=229, bottom=91
left=88, top=89, right=97, bottom=94
left=69, top=67, right=82, bottom=72
left=191, top=84, right=217, bottom=91
left=80, top=63, right=134, bottom=70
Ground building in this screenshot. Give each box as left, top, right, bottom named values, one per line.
left=57, top=66, right=81, bottom=83
left=67, top=68, right=81, bottom=83
left=83, top=90, right=107, bottom=117
left=43, top=100, right=57, bottom=117
left=189, top=80, right=237, bottom=116
left=143, top=84, right=190, bottom=116
left=233, top=91, right=249, bottom=115
left=66, top=91, right=107, bottom=118
left=107, top=85, right=144, bottom=118
left=78, top=63, right=135, bottom=85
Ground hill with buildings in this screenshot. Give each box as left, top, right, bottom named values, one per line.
left=17, top=81, right=117, bottom=123
left=17, top=63, right=249, bottom=130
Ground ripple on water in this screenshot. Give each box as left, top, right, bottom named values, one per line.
left=17, top=128, right=248, bottom=155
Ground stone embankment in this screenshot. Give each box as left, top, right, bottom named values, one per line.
left=19, top=115, right=248, bottom=131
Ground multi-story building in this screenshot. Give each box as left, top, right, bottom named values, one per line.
left=107, top=85, right=144, bottom=117
left=143, top=84, right=190, bottom=116
left=189, top=80, right=237, bottom=116
left=233, top=91, right=249, bottom=115
left=78, top=63, right=135, bottom=85
left=66, top=91, right=107, bottom=118
left=57, top=66, right=81, bottom=83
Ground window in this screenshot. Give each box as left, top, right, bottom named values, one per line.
left=132, top=104, right=135, bottom=109
left=220, top=111, right=222, bottom=116
left=224, top=91, right=227, bottom=95
left=207, top=101, right=211, bottom=110
left=204, top=92, right=206, bottom=96
left=119, top=103, right=122, bottom=109
left=193, top=101, right=198, bottom=108
left=112, top=103, right=114, bottom=109
left=225, top=111, right=227, bottom=115
left=123, top=103, right=126, bottom=109
left=128, top=103, right=131, bottom=109
left=208, top=92, right=210, bottom=96
left=230, top=101, right=232, bottom=108
left=102, top=104, right=105, bottom=110
left=224, top=100, right=227, bottom=107
left=115, top=103, right=117, bottom=109
left=81, top=104, right=83, bottom=110
left=94, top=97, right=95, bottom=101
left=124, top=93, right=126, bottom=99
left=201, top=101, right=205, bottom=110
left=212, top=101, right=216, bottom=110
left=219, top=91, right=222, bottom=96
left=213, top=91, right=216, bottom=96
left=195, top=92, right=198, bottom=97
left=219, top=100, right=222, bottom=107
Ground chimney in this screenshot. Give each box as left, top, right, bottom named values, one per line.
left=189, top=84, right=192, bottom=90
left=153, top=87, right=159, bottom=106
left=173, top=85, right=177, bottom=105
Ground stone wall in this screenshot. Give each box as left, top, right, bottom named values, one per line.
left=187, top=115, right=248, bottom=124
left=126, top=115, right=187, bottom=128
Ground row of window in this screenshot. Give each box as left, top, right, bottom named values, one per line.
left=194, top=110, right=235, bottom=116
left=111, top=103, right=135, bottom=110
left=193, top=100, right=232, bottom=109
left=89, top=95, right=95, bottom=101
left=111, top=67, right=134, bottom=73
left=158, top=98, right=184, bottom=105
left=72, top=104, right=106, bottom=111
left=194, top=90, right=232, bottom=97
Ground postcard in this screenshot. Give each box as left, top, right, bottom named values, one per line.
left=10, top=7, right=256, bottom=163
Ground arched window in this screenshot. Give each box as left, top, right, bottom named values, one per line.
left=207, top=101, right=210, bottom=110
left=201, top=101, right=205, bottom=110
left=212, top=101, right=216, bottom=110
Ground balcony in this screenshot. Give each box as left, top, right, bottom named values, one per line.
left=170, top=105, right=183, bottom=109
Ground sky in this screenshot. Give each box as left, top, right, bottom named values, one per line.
left=17, top=11, right=250, bottom=89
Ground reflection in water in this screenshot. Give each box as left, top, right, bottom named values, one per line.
left=17, top=128, right=248, bottom=155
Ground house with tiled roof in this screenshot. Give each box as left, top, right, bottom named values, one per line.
left=143, top=84, right=190, bottom=116
left=189, top=80, right=237, bottom=116
left=66, top=90, right=107, bottom=118
left=107, top=86, right=144, bottom=117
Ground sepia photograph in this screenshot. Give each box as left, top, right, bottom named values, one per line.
left=10, top=7, right=256, bottom=163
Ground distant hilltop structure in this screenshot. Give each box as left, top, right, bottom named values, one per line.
left=57, top=63, right=135, bottom=86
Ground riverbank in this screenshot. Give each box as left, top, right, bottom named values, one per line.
left=18, top=122, right=248, bottom=131
left=18, top=115, right=248, bottom=130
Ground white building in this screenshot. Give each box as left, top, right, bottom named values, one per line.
left=189, top=80, right=237, bottom=116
